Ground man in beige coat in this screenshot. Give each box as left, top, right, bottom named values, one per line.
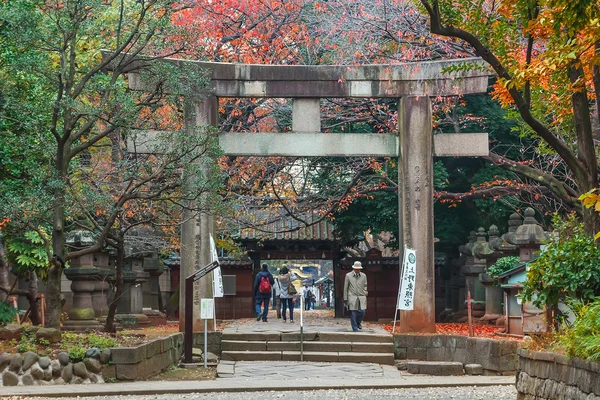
left=344, top=261, right=368, bottom=332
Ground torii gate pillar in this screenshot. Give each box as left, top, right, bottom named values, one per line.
left=179, top=95, right=218, bottom=332
left=398, top=96, right=435, bottom=332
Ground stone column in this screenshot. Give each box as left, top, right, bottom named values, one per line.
left=488, top=213, right=521, bottom=328
left=63, top=267, right=102, bottom=331
left=398, top=96, right=435, bottom=333
left=180, top=95, right=218, bottom=332
left=473, top=226, right=503, bottom=322
left=459, top=231, right=485, bottom=321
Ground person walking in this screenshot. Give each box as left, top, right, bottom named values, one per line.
left=254, top=263, right=275, bottom=322
left=278, top=267, right=295, bottom=323
left=303, top=285, right=313, bottom=311
left=273, top=275, right=282, bottom=319
left=344, top=261, right=368, bottom=332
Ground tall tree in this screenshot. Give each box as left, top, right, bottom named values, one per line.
left=418, top=0, right=600, bottom=234
left=0, top=0, right=217, bottom=328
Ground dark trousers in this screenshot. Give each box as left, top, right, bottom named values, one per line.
left=304, top=298, right=311, bottom=310
left=281, top=298, right=294, bottom=321
left=350, top=309, right=365, bottom=331
left=255, top=298, right=270, bottom=321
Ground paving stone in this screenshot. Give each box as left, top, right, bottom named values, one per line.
left=267, top=341, right=300, bottom=351
left=221, top=351, right=282, bottom=362
left=352, top=342, right=394, bottom=353
left=465, top=364, right=484, bottom=375
left=338, top=352, right=395, bottom=365
left=318, top=332, right=391, bottom=343
left=305, top=341, right=351, bottom=352
left=407, top=361, right=464, bottom=376
left=221, top=332, right=281, bottom=342
left=222, top=340, right=267, bottom=351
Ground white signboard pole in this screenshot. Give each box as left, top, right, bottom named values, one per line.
left=392, top=247, right=417, bottom=333
left=200, top=298, right=214, bottom=368
left=210, top=235, right=223, bottom=330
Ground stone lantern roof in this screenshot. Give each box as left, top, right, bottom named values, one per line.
left=506, top=208, right=549, bottom=246
left=490, top=213, right=521, bottom=253
left=472, top=227, right=495, bottom=260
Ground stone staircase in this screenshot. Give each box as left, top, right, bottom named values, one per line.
left=220, top=330, right=395, bottom=365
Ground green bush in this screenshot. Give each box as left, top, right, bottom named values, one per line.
left=488, top=256, right=520, bottom=285
left=87, top=333, right=117, bottom=349
left=559, top=298, right=600, bottom=361
left=17, top=333, right=37, bottom=353
left=0, top=302, right=17, bottom=326
left=522, top=214, right=600, bottom=311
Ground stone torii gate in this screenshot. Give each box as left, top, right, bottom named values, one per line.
left=107, top=53, right=490, bottom=333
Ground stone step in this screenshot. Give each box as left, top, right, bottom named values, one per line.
left=222, top=340, right=394, bottom=353
left=406, top=361, right=465, bottom=376
left=221, top=331, right=392, bottom=343
left=221, top=351, right=395, bottom=365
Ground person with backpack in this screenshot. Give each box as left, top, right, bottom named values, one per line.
left=254, top=263, right=275, bottom=322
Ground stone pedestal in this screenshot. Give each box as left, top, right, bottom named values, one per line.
left=115, top=269, right=150, bottom=328
left=459, top=231, right=485, bottom=320
left=91, top=277, right=111, bottom=317
left=63, top=267, right=103, bottom=332
left=141, top=255, right=167, bottom=325
left=479, top=272, right=503, bottom=321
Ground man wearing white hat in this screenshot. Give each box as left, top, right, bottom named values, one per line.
left=344, top=261, right=368, bottom=332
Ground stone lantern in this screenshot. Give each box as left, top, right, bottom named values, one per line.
left=472, top=225, right=503, bottom=323
left=459, top=230, right=485, bottom=320
left=506, top=208, right=549, bottom=262
left=63, top=231, right=113, bottom=331
left=141, top=254, right=167, bottom=325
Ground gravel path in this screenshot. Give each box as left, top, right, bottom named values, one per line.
left=9, top=386, right=517, bottom=400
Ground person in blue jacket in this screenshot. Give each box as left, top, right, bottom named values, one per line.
left=254, top=263, right=275, bottom=322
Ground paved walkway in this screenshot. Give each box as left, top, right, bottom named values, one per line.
left=2, top=373, right=515, bottom=398
left=218, top=361, right=401, bottom=379
left=223, top=309, right=390, bottom=335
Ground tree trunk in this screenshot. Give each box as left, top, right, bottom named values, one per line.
left=105, top=242, right=124, bottom=333
left=27, top=271, right=42, bottom=326
left=0, top=241, right=9, bottom=303
left=47, top=154, right=66, bottom=328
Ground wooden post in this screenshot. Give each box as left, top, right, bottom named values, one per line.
left=467, top=289, right=474, bottom=337
left=40, top=294, right=45, bottom=327
left=10, top=296, right=19, bottom=324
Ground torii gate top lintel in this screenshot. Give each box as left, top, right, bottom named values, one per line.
left=102, top=51, right=491, bottom=98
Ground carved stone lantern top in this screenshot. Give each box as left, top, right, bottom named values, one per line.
left=472, top=227, right=494, bottom=260
left=506, top=207, right=549, bottom=246
left=459, top=230, right=477, bottom=257
left=493, top=213, right=521, bottom=253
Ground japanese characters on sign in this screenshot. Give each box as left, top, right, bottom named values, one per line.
left=200, top=298, right=214, bottom=319
left=397, top=247, right=417, bottom=311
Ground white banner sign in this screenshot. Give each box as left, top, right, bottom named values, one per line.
left=397, top=247, right=417, bottom=311
left=200, top=298, right=214, bottom=319
left=210, top=234, right=224, bottom=298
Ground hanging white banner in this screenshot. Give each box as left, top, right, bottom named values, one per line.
left=210, top=234, right=224, bottom=298
left=397, top=247, right=417, bottom=311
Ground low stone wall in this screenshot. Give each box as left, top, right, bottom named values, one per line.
left=0, top=349, right=108, bottom=386
left=394, top=334, right=518, bottom=375
left=516, top=349, right=600, bottom=399
left=102, top=332, right=183, bottom=381
left=193, top=331, right=222, bottom=356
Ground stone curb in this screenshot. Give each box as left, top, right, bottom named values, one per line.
left=2, top=376, right=515, bottom=397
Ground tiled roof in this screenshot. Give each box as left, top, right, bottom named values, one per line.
left=235, top=213, right=336, bottom=241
